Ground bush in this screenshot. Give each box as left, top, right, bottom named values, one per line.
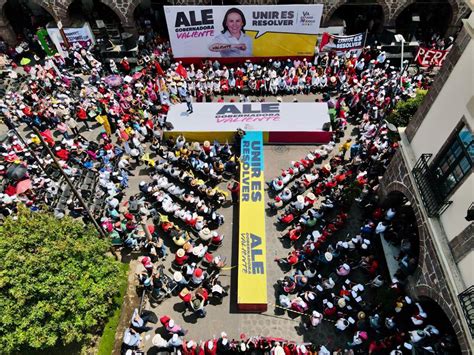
left=97, top=263, right=129, bottom=355
left=0, top=207, right=123, bottom=353
left=387, top=89, right=428, bottom=127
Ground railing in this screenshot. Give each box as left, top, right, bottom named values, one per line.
left=458, top=286, right=474, bottom=338
left=412, top=153, right=452, bottom=217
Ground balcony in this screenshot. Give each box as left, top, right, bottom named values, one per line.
left=458, top=286, right=474, bottom=338
left=412, top=154, right=452, bottom=217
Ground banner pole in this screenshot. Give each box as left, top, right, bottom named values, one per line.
left=363, top=29, right=368, bottom=48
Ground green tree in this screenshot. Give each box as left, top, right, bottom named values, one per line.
left=387, top=89, right=428, bottom=127
left=0, top=207, right=123, bottom=353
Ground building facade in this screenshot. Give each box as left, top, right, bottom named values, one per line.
left=0, top=0, right=471, bottom=45
left=379, top=8, right=474, bottom=354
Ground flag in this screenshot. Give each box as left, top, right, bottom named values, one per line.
left=176, top=63, right=187, bottom=78
left=155, top=61, right=165, bottom=76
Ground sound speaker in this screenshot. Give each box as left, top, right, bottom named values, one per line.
left=121, top=32, right=137, bottom=51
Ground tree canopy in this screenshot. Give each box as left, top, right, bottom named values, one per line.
left=0, top=207, right=124, bottom=353
left=386, top=89, right=428, bottom=127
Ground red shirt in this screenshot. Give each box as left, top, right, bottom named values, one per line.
left=77, top=108, right=87, bottom=120
left=175, top=254, right=189, bottom=265
left=56, top=149, right=69, bottom=161
left=281, top=214, right=294, bottom=224
left=368, top=260, right=379, bottom=275
left=324, top=306, right=336, bottom=316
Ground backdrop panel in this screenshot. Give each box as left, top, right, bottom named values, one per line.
left=166, top=102, right=332, bottom=144
left=164, top=5, right=323, bottom=58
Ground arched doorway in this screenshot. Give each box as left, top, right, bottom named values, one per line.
left=326, top=0, right=385, bottom=35
left=395, top=0, right=453, bottom=42
left=3, top=0, right=54, bottom=38
left=68, top=0, right=122, bottom=37
left=381, top=190, right=419, bottom=280
left=413, top=297, right=462, bottom=354
left=133, top=0, right=170, bottom=38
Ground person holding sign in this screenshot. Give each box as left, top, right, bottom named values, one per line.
left=208, top=8, right=253, bottom=57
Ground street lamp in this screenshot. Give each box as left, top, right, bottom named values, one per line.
left=394, top=34, right=406, bottom=72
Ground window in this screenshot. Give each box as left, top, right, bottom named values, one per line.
left=432, top=123, right=473, bottom=198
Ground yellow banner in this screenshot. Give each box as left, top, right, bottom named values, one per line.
left=247, top=31, right=317, bottom=57
left=238, top=131, right=267, bottom=312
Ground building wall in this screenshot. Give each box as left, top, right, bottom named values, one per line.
left=410, top=40, right=473, bottom=160
left=380, top=150, right=473, bottom=353
left=380, top=19, right=474, bottom=353
left=0, top=0, right=470, bottom=45
left=408, top=38, right=473, bottom=242
left=440, top=175, right=474, bottom=241
left=458, top=252, right=474, bottom=289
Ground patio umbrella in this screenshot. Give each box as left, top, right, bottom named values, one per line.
left=104, top=74, right=123, bottom=87
left=16, top=179, right=32, bottom=194
left=6, top=164, right=28, bottom=180
left=20, top=57, right=31, bottom=66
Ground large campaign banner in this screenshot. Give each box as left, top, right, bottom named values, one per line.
left=164, top=5, right=323, bottom=58
left=415, top=47, right=449, bottom=67
left=319, top=32, right=367, bottom=52
left=237, top=131, right=267, bottom=311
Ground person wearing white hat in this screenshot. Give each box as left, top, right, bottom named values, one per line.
left=335, top=317, right=350, bottom=331
left=151, top=333, right=168, bottom=348
left=309, top=310, right=323, bottom=328
left=199, top=227, right=212, bottom=241
left=337, top=263, right=351, bottom=276
left=130, top=308, right=153, bottom=333
left=318, top=345, right=331, bottom=355
left=165, top=318, right=187, bottom=336
left=167, top=333, right=183, bottom=348
left=322, top=277, right=335, bottom=289
left=320, top=251, right=333, bottom=264
left=292, top=195, right=308, bottom=211
left=370, top=274, right=384, bottom=288
left=337, top=297, right=347, bottom=308
left=192, top=243, right=208, bottom=259
left=217, top=332, right=230, bottom=352
left=173, top=271, right=188, bottom=286
left=123, top=327, right=141, bottom=348
left=272, top=342, right=285, bottom=355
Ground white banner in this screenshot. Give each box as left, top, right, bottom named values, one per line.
left=164, top=5, right=323, bottom=58
left=167, top=102, right=330, bottom=132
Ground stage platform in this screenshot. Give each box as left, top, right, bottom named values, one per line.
left=165, top=102, right=332, bottom=144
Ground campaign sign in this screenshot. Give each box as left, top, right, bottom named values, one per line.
left=238, top=131, right=267, bottom=311
left=164, top=5, right=323, bottom=58
left=319, top=32, right=366, bottom=52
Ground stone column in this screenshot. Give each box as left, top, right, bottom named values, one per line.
left=0, top=14, right=17, bottom=46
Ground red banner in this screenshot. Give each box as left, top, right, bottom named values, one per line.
left=415, top=47, right=449, bottom=67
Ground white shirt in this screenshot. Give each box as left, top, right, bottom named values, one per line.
left=209, top=31, right=253, bottom=57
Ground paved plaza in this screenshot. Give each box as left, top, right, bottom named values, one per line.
left=96, top=94, right=392, bottom=354
left=3, top=90, right=393, bottom=354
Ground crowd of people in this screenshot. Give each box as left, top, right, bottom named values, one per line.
left=262, top=47, right=455, bottom=354
left=0, top=31, right=457, bottom=355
